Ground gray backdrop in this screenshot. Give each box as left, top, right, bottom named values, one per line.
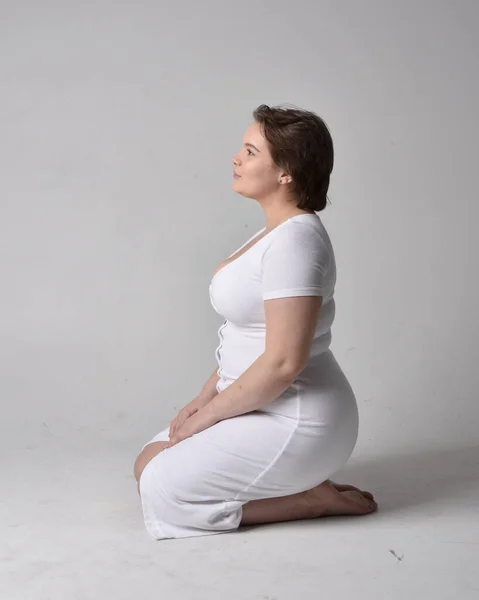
left=1, top=1, right=478, bottom=599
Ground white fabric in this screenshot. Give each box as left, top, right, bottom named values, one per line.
left=209, top=213, right=336, bottom=383
left=139, top=213, right=359, bottom=540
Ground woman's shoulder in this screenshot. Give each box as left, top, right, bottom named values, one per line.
left=259, top=215, right=334, bottom=275
left=270, top=214, right=333, bottom=253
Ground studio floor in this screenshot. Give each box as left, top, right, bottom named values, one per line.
left=2, top=431, right=478, bottom=600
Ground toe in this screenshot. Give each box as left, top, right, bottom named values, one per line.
left=341, top=491, right=377, bottom=514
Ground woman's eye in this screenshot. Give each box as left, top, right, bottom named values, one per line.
left=246, top=149, right=254, bottom=156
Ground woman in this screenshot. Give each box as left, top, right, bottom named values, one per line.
left=134, top=104, right=377, bottom=540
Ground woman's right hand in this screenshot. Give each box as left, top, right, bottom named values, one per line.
left=169, top=396, right=210, bottom=440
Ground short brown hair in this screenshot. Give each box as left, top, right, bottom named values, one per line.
left=252, top=104, right=334, bottom=212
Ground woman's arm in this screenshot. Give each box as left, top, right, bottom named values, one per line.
left=197, top=367, right=221, bottom=404
left=207, top=295, right=322, bottom=421
left=167, top=295, right=322, bottom=446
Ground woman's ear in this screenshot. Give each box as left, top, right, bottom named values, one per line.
left=278, top=173, right=293, bottom=184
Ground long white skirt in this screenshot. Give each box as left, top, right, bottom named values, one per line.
left=138, top=350, right=359, bottom=540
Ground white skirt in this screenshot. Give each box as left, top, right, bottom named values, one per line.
left=138, top=350, right=359, bottom=540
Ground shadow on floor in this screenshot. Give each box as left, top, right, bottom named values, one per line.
left=236, top=444, right=479, bottom=534
left=333, top=443, right=479, bottom=512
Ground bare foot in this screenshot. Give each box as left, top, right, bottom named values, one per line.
left=304, top=480, right=378, bottom=517
left=329, top=480, right=375, bottom=502
left=325, top=490, right=378, bottom=516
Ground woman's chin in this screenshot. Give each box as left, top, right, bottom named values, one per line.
left=232, top=180, right=243, bottom=192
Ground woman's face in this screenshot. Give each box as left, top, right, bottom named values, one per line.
left=232, top=122, right=286, bottom=200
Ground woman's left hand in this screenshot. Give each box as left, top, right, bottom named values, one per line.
left=166, top=406, right=218, bottom=448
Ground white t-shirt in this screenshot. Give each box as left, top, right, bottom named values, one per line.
left=209, top=213, right=337, bottom=385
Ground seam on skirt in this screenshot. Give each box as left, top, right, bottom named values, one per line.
left=233, top=381, right=302, bottom=501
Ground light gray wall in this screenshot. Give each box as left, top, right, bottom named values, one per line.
left=1, top=0, right=478, bottom=456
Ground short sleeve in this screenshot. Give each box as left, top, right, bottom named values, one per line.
left=261, top=225, right=330, bottom=300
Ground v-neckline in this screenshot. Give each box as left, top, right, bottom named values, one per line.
left=210, top=213, right=318, bottom=284
left=210, top=227, right=266, bottom=283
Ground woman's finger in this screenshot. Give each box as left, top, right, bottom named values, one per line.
left=169, top=409, right=187, bottom=438
left=169, top=418, right=177, bottom=438
left=167, top=421, right=191, bottom=448
left=173, top=416, right=184, bottom=433
left=166, top=434, right=180, bottom=448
